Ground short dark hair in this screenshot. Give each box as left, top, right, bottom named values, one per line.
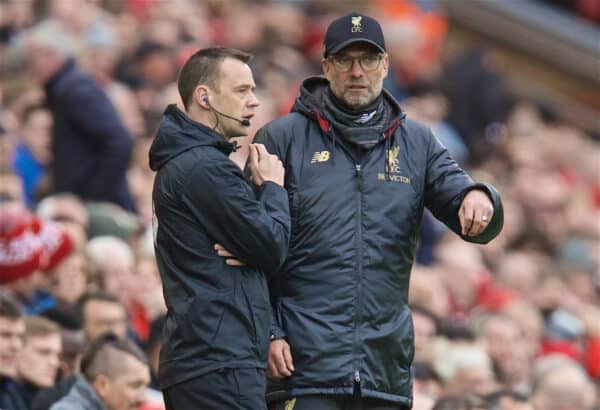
left=0, top=292, right=23, bottom=319
left=24, top=316, right=61, bottom=342
left=80, top=332, right=148, bottom=382
left=75, top=291, right=122, bottom=324
left=177, top=46, right=252, bottom=111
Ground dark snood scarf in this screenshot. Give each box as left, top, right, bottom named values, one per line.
left=322, top=87, right=389, bottom=150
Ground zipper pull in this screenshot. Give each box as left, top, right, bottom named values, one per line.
left=355, top=164, right=361, bottom=175
left=354, top=370, right=361, bottom=383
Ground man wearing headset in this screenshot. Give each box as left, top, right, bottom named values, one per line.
left=149, top=47, right=291, bottom=409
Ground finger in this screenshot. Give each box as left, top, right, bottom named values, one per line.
left=267, top=357, right=280, bottom=378
left=248, top=144, right=259, bottom=169
left=283, top=343, right=295, bottom=372
left=255, top=143, right=269, bottom=160
left=225, top=258, right=245, bottom=266
left=468, top=207, right=484, bottom=236
left=214, top=243, right=224, bottom=251
left=463, top=207, right=475, bottom=236
left=458, top=204, right=466, bottom=236
left=275, top=349, right=292, bottom=376
left=217, top=248, right=235, bottom=257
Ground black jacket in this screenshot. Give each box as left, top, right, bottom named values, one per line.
left=256, top=77, right=503, bottom=406
left=149, top=105, right=291, bottom=388
left=0, top=377, right=28, bottom=410
left=45, top=59, right=135, bottom=211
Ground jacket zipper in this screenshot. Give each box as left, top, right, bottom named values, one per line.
left=354, top=163, right=363, bottom=386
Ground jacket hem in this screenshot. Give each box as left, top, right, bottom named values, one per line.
left=267, top=386, right=411, bottom=405
left=160, top=360, right=266, bottom=389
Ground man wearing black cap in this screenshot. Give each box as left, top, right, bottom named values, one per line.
left=251, top=12, right=503, bottom=410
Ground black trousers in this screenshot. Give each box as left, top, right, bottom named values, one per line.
left=163, top=368, right=267, bottom=410
left=269, top=384, right=410, bottom=410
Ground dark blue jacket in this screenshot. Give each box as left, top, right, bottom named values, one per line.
left=45, top=59, right=135, bottom=211
left=149, top=105, right=291, bottom=388
left=257, top=77, right=503, bottom=406
left=0, top=377, right=28, bottom=410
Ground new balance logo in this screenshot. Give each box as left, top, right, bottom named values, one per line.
left=311, top=150, right=330, bottom=163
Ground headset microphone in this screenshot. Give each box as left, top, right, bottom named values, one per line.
left=203, top=95, right=251, bottom=126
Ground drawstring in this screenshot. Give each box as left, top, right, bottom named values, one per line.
left=385, top=134, right=391, bottom=181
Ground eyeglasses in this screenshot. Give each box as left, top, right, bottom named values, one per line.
left=329, top=54, right=383, bottom=72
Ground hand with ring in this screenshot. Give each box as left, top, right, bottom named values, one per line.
left=459, top=190, right=494, bottom=236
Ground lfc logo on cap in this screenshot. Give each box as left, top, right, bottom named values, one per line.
left=351, top=16, right=362, bottom=32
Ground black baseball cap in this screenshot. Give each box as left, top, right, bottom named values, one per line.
left=323, top=12, right=386, bottom=58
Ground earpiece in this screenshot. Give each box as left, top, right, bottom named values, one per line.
left=202, top=95, right=209, bottom=105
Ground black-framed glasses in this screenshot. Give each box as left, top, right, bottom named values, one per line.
left=329, top=53, right=383, bottom=72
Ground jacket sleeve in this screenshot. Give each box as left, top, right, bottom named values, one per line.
left=254, top=125, right=288, bottom=339
left=253, top=126, right=287, bottom=162
left=62, top=79, right=133, bottom=200
left=182, top=157, right=290, bottom=276
left=423, top=128, right=503, bottom=244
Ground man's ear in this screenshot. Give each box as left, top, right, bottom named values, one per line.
left=382, top=53, right=389, bottom=79
left=92, top=374, right=110, bottom=399
left=195, top=85, right=210, bottom=109
left=321, top=58, right=329, bottom=74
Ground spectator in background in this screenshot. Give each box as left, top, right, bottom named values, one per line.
left=0, top=172, right=24, bottom=207
left=23, top=21, right=136, bottom=212
left=50, top=332, right=150, bottom=410
left=433, top=342, right=498, bottom=397
left=76, top=292, right=128, bottom=342
left=12, top=104, right=52, bottom=208
left=475, top=313, right=530, bottom=392
left=0, top=292, right=27, bottom=410
left=28, top=292, right=130, bottom=410
left=29, top=329, right=86, bottom=410
left=12, top=316, right=62, bottom=408
left=443, top=48, right=510, bottom=163
left=36, top=193, right=90, bottom=235
left=530, top=360, right=596, bottom=410
left=86, top=236, right=150, bottom=340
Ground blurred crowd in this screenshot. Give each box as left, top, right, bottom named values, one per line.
left=0, top=1, right=598, bottom=410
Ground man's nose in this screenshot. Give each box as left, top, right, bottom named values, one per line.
left=350, top=60, right=365, bottom=77
left=248, top=92, right=260, bottom=108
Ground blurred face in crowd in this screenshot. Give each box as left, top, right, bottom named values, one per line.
left=450, top=365, right=498, bottom=396
left=138, top=50, right=177, bottom=88
left=17, top=332, right=62, bottom=387
left=22, top=107, right=53, bottom=164
left=412, top=310, right=437, bottom=355
left=25, top=42, right=64, bottom=84
left=83, top=299, right=127, bottom=341
left=322, top=42, right=389, bottom=110
left=0, top=173, right=24, bottom=205
left=0, top=317, right=25, bottom=378
left=202, top=57, right=260, bottom=139
left=100, top=251, right=136, bottom=306
left=95, top=353, right=150, bottom=410
left=49, top=252, right=88, bottom=305
left=481, top=315, right=522, bottom=366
